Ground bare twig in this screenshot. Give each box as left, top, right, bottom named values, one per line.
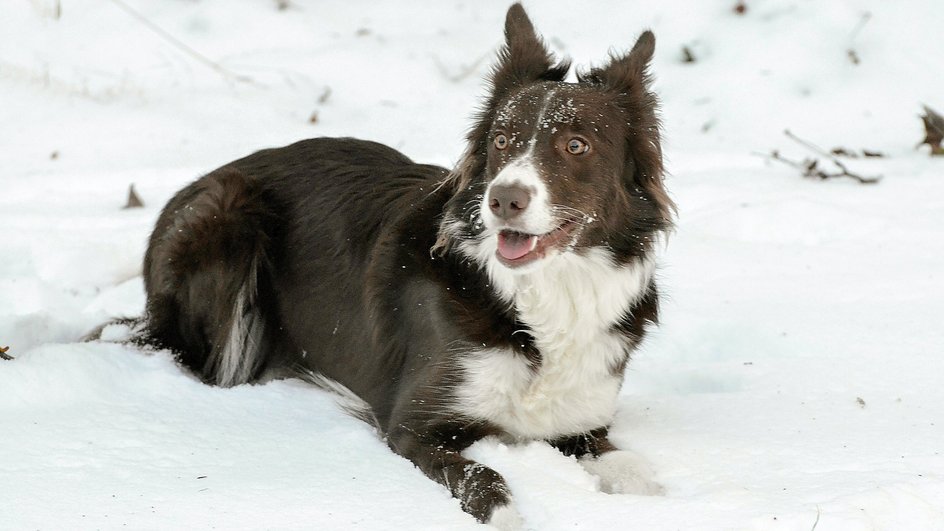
left=846, top=12, right=871, bottom=65
left=107, top=0, right=256, bottom=85
left=849, top=12, right=872, bottom=41
left=811, top=505, right=821, bottom=531
left=755, top=149, right=880, bottom=185
left=317, top=87, right=332, bottom=105
left=783, top=129, right=833, bottom=158
left=830, top=147, right=884, bottom=159
left=756, top=150, right=814, bottom=177
left=431, top=53, right=489, bottom=84
left=30, top=0, right=61, bottom=19
left=782, top=130, right=881, bottom=184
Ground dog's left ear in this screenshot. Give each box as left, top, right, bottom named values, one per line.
left=585, top=31, right=675, bottom=227
left=586, top=31, right=655, bottom=92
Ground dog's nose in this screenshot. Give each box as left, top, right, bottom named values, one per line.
left=488, top=184, right=531, bottom=220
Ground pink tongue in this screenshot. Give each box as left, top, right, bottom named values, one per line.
left=497, top=232, right=538, bottom=260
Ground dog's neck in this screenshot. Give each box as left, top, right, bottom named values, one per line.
left=452, top=247, right=655, bottom=439
left=488, top=248, right=655, bottom=339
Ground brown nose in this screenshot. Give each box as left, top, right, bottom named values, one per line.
left=488, top=184, right=531, bottom=220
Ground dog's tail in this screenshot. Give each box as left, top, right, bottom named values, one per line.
left=140, top=166, right=275, bottom=387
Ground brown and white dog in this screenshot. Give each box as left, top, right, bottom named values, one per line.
left=133, top=4, right=673, bottom=527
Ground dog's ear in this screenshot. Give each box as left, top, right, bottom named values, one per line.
left=585, top=31, right=675, bottom=227
left=585, top=31, right=655, bottom=92
left=490, top=4, right=569, bottom=99
left=440, top=4, right=569, bottom=204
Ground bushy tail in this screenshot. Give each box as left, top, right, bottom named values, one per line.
left=140, top=166, right=275, bottom=387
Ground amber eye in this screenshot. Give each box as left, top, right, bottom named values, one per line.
left=566, top=138, right=589, bottom=155
left=494, top=133, right=508, bottom=150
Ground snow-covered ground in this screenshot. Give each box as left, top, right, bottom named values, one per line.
left=2, top=1, right=943, bottom=529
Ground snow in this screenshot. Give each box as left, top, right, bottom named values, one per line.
left=2, top=1, right=943, bottom=529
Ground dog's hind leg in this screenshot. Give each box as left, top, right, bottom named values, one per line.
left=143, top=166, right=274, bottom=387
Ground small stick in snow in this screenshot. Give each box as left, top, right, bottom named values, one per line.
left=107, top=0, right=256, bottom=86
left=846, top=11, right=871, bottom=65
left=317, top=87, right=332, bottom=105
left=830, top=147, right=885, bottom=158
left=0, top=346, right=13, bottom=361
left=432, top=53, right=490, bottom=84
left=848, top=12, right=872, bottom=42
left=755, top=149, right=880, bottom=185
left=124, top=184, right=144, bottom=209
left=765, top=129, right=882, bottom=184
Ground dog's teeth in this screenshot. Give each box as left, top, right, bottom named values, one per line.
left=528, top=235, right=538, bottom=252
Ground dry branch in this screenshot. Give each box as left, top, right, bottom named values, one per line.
left=846, top=12, right=871, bottom=65
left=108, top=0, right=256, bottom=85
left=757, top=130, right=881, bottom=184
left=432, top=53, right=489, bottom=84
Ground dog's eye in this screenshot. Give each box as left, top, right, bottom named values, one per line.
left=494, top=134, right=508, bottom=150
left=566, top=138, right=589, bottom=155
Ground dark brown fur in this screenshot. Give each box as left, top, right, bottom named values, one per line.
left=124, top=4, right=672, bottom=524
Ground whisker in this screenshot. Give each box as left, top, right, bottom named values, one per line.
left=550, top=203, right=590, bottom=219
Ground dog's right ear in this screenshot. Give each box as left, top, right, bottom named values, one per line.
left=489, top=3, right=569, bottom=99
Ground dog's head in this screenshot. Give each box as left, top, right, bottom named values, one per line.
left=437, top=3, right=674, bottom=273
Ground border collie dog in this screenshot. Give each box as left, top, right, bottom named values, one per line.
left=140, top=4, right=673, bottom=527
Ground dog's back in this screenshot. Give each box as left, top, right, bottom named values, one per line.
left=144, top=138, right=450, bottom=399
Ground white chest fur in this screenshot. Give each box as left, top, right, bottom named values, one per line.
left=454, top=249, right=655, bottom=440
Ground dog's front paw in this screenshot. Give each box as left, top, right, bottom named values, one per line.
left=580, top=450, right=664, bottom=495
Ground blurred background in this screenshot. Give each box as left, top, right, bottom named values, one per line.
left=4, top=0, right=940, bottom=173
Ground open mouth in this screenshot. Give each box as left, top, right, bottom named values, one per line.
left=495, top=221, right=576, bottom=268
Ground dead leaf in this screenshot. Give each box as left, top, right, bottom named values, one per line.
left=847, top=49, right=860, bottom=65
left=123, top=184, right=144, bottom=209
left=919, top=105, right=944, bottom=155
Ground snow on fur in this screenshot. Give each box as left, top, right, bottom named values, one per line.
left=2, top=1, right=943, bottom=529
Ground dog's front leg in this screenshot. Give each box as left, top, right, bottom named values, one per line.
left=387, top=424, right=523, bottom=528
left=551, top=429, right=664, bottom=496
